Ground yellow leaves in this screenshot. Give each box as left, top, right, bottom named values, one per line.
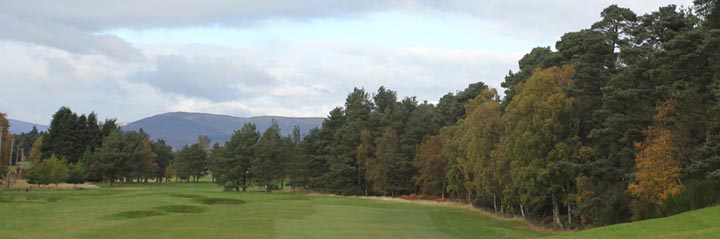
left=629, top=98, right=683, bottom=205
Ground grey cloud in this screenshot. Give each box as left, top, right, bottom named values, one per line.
left=130, top=55, right=277, bottom=101
left=0, top=1, right=685, bottom=37
left=0, top=0, right=685, bottom=57
left=0, top=14, right=144, bottom=61
left=0, top=1, right=395, bottom=31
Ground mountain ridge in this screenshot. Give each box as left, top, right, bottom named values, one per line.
left=123, top=112, right=324, bottom=149
left=7, top=119, right=49, bottom=134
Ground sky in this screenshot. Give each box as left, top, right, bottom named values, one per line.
left=0, top=0, right=689, bottom=124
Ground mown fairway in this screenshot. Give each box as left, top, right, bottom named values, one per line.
left=0, top=183, right=548, bottom=239
left=545, top=206, right=720, bottom=239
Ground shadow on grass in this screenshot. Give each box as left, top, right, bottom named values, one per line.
left=112, top=210, right=164, bottom=219
left=273, top=195, right=312, bottom=201
left=196, top=198, right=245, bottom=205
left=171, top=193, right=208, bottom=198
left=156, top=205, right=206, bottom=213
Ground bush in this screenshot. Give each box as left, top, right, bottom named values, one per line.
left=659, top=180, right=720, bottom=217
left=67, top=162, right=89, bottom=186
left=26, top=155, right=69, bottom=185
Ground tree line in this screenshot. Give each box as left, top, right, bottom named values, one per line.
left=286, top=1, right=720, bottom=229
left=1, top=1, right=717, bottom=229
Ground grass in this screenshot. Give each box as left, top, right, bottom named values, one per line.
left=113, top=210, right=165, bottom=219
left=2, top=182, right=717, bottom=239
left=196, top=197, right=245, bottom=205
left=545, top=206, right=720, bottom=239
left=155, top=205, right=206, bottom=213
left=0, top=183, right=547, bottom=239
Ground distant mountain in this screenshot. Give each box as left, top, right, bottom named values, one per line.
left=122, top=112, right=324, bottom=150
left=8, top=119, right=49, bottom=134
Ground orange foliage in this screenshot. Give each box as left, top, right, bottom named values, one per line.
left=628, top=99, right=682, bottom=205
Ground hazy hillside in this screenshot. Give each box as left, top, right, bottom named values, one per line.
left=122, top=112, right=324, bottom=149
left=8, top=119, right=49, bottom=134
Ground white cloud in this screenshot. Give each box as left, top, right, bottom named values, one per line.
left=0, top=0, right=690, bottom=124
left=0, top=41, right=162, bottom=124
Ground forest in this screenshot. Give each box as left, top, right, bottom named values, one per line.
left=0, top=1, right=718, bottom=229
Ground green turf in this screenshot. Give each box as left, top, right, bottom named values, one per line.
left=155, top=205, right=206, bottom=213
left=545, top=206, right=720, bottom=239
left=4, top=183, right=715, bottom=239
left=0, top=183, right=548, bottom=239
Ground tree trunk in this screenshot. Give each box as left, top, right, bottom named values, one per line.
left=500, top=200, right=504, bottom=214
left=242, top=175, right=247, bottom=192
left=520, top=204, right=525, bottom=218
left=568, top=203, right=572, bottom=226
left=493, top=194, right=498, bottom=213
left=552, top=195, right=564, bottom=228
left=441, top=181, right=446, bottom=200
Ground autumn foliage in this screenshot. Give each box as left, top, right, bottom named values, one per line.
left=629, top=99, right=683, bottom=206
left=413, top=135, right=446, bottom=198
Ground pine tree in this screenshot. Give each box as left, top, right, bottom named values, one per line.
left=254, top=120, right=282, bottom=192
left=151, top=139, right=173, bottom=182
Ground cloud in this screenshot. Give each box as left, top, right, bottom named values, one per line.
left=0, top=0, right=689, bottom=124
left=0, top=1, right=685, bottom=61
left=401, top=0, right=689, bottom=41
left=0, top=41, right=164, bottom=124
left=259, top=44, right=521, bottom=100
left=130, top=55, right=277, bottom=101
left=0, top=14, right=144, bottom=61
left=0, top=1, right=687, bottom=42
left=0, top=1, right=396, bottom=30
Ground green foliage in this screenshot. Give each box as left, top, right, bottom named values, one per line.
left=366, top=129, right=408, bottom=196
left=151, top=139, right=173, bottom=182
left=11, top=1, right=715, bottom=231
left=253, top=120, right=283, bottom=192
left=658, top=180, right=720, bottom=217
left=502, top=66, right=578, bottom=227
left=41, top=107, right=106, bottom=162
left=27, top=136, right=43, bottom=164
left=67, top=162, right=89, bottom=185
left=12, top=126, right=43, bottom=161
left=174, top=143, right=207, bottom=182
left=413, top=135, right=446, bottom=197
left=210, top=123, right=261, bottom=191
left=27, top=155, right=69, bottom=185
left=92, top=131, right=156, bottom=185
